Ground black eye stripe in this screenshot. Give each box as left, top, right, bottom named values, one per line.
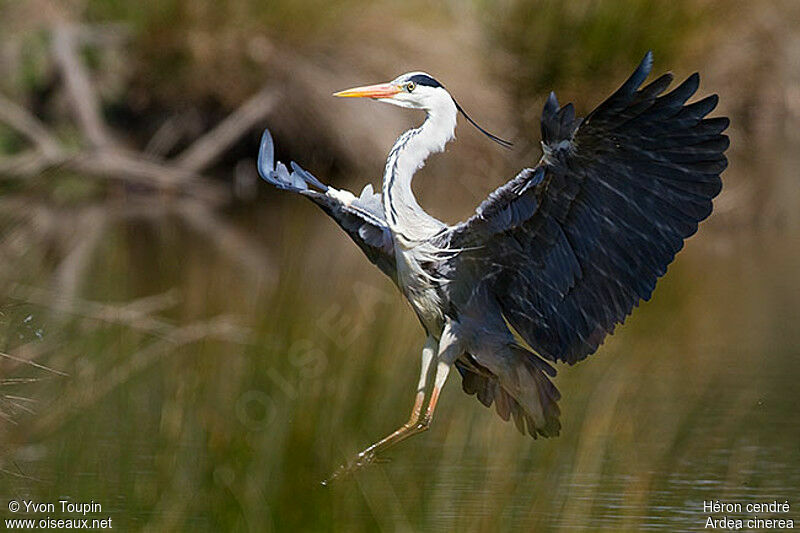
left=407, top=74, right=442, bottom=88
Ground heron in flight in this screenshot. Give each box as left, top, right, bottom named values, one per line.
left=258, top=52, right=728, bottom=482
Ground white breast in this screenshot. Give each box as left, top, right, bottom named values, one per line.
left=395, top=246, right=444, bottom=334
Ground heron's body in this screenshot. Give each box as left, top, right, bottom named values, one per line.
left=258, top=54, right=729, bottom=482
left=383, top=103, right=453, bottom=335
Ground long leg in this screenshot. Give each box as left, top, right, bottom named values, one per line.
left=322, top=335, right=438, bottom=485
left=323, top=321, right=463, bottom=484
left=409, top=335, right=437, bottom=421
left=416, top=321, right=460, bottom=428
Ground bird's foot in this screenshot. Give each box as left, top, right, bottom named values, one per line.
left=321, top=449, right=388, bottom=486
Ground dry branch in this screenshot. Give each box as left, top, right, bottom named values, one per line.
left=0, top=24, right=281, bottom=207
left=65, top=150, right=228, bottom=204
left=0, top=23, right=281, bottom=208
left=0, top=151, right=61, bottom=177
left=51, top=24, right=114, bottom=150
left=176, top=87, right=278, bottom=172
left=0, top=93, right=61, bottom=157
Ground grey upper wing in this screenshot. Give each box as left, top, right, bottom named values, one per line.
left=439, top=52, right=729, bottom=364
left=258, top=130, right=396, bottom=281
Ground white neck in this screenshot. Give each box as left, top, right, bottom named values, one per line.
left=383, top=100, right=457, bottom=244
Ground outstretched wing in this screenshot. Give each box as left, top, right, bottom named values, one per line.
left=258, top=130, right=396, bottom=281
left=440, top=52, right=729, bottom=364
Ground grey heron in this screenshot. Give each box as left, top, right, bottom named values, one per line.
left=257, top=52, right=728, bottom=483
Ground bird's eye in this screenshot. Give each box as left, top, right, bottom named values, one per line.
left=406, top=82, right=416, bottom=92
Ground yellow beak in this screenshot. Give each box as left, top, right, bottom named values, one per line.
left=333, top=82, right=401, bottom=99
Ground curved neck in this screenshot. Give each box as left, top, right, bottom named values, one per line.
left=383, top=101, right=457, bottom=244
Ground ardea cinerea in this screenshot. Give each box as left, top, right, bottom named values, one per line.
left=257, top=52, right=728, bottom=483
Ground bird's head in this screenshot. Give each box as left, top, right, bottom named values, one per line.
left=334, top=71, right=512, bottom=148
left=333, top=72, right=448, bottom=110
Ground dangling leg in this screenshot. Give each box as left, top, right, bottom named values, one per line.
left=413, top=320, right=461, bottom=431
left=323, top=335, right=438, bottom=485
left=323, top=321, right=463, bottom=484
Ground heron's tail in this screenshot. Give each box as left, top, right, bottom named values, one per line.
left=457, top=346, right=561, bottom=439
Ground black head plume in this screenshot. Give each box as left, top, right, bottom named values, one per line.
left=453, top=98, right=513, bottom=149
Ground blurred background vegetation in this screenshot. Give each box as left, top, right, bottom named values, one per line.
left=0, top=0, right=798, bottom=531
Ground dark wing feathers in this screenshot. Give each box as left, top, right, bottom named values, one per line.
left=443, top=52, right=728, bottom=364
left=258, top=130, right=396, bottom=280
left=542, top=93, right=581, bottom=145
